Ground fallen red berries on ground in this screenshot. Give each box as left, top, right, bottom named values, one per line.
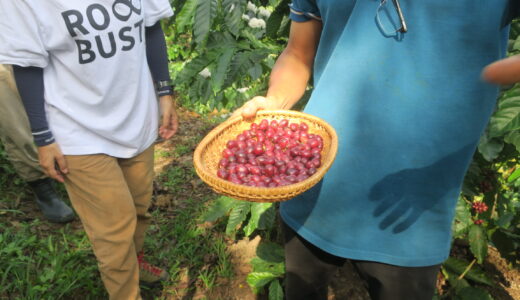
left=217, top=119, right=324, bottom=187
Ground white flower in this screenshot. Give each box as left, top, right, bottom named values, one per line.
left=247, top=1, right=258, bottom=13
left=258, top=7, right=271, bottom=18
left=237, top=87, right=250, bottom=93
left=228, top=4, right=235, bottom=13
left=241, top=14, right=251, bottom=21
left=199, top=67, right=211, bottom=78
left=248, top=17, right=266, bottom=29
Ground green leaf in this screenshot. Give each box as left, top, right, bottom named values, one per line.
left=223, top=0, right=246, bottom=36
left=242, top=29, right=278, bottom=51
left=442, top=268, right=470, bottom=293
left=457, top=287, right=493, bottom=300
left=194, top=0, right=218, bottom=45
left=266, top=0, right=290, bottom=38
left=257, top=204, right=276, bottom=230
left=443, top=257, right=493, bottom=286
left=243, top=203, right=272, bottom=236
left=207, top=31, right=238, bottom=50
left=175, top=54, right=215, bottom=84
left=452, top=197, right=473, bottom=238
left=488, top=96, right=520, bottom=137
left=246, top=271, right=278, bottom=289
left=468, top=224, right=488, bottom=264
left=176, top=0, right=198, bottom=32
left=211, top=47, right=235, bottom=93
left=224, top=51, right=253, bottom=86
left=268, top=280, right=284, bottom=300
left=226, top=201, right=251, bottom=236
left=507, top=167, right=520, bottom=183
left=250, top=257, right=285, bottom=276
left=248, top=63, right=263, bottom=80
left=478, top=133, right=504, bottom=161
left=504, top=130, right=520, bottom=152
left=201, top=196, right=237, bottom=222
left=256, top=242, right=284, bottom=263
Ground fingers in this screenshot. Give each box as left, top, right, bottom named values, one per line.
left=159, top=108, right=178, bottom=139
left=482, top=55, right=520, bottom=85
left=231, top=96, right=268, bottom=119
left=38, top=143, right=66, bottom=183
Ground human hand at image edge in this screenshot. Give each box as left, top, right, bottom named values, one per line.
left=482, top=55, right=520, bottom=85
left=37, top=143, right=68, bottom=183
left=159, top=95, right=179, bottom=139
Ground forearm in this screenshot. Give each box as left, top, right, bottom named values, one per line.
left=145, top=22, right=172, bottom=96
left=12, top=65, right=54, bottom=146
left=266, top=48, right=313, bottom=109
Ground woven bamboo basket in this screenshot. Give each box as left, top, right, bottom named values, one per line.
left=193, top=110, right=338, bottom=202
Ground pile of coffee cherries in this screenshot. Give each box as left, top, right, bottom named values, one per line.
left=217, top=118, right=324, bottom=187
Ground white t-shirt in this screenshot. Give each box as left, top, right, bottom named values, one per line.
left=0, top=0, right=173, bottom=158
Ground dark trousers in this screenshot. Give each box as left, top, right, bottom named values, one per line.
left=283, top=221, right=440, bottom=300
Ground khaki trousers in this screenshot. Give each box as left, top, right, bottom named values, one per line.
left=64, top=146, right=155, bottom=300
left=0, top=64, right=45, bottom=182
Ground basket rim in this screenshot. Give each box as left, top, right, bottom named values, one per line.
left=193, top=110, right=339, bottom=201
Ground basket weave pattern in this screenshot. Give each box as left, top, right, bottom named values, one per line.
left=194, top=110, right=338, bottom=202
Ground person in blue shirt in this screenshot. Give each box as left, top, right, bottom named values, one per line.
left=234, top=1, right=519, bottom=299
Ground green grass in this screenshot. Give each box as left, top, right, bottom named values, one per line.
left=0, top=221, right=105, bottom=299
left=0, top=138, right=234, bottom=299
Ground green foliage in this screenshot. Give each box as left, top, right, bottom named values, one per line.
left=0, top=221, right=105, bottom=299
left=202, top=197, right=281, bottom=296
left=247, top=242, right=284, bottom=295
left=166, top=0, right=289, bottom=113
left=446, top=18, right=520, bottom=299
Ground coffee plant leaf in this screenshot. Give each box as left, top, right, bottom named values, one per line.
left=268, top=280, right=284, bottom=300
left=442, top=268, right=470, bottom=293
left=457, top=287, right=493, bottom=300
left=194, top=0, right=218, bottom=45
left=201, top=196, right=237, bottom=222
left=243, top=203, right=273, bottom=236
left=226, top=201, right=251, bottom=236
left=256, top=241, right=284, bottom=263
left=443, top=257, right=493, bottom=286
left=248, top=63, right=263, bottom=80
left=250, top=257, right=284, bottom=276
left=224, top=51, right=253, bottom=86
left=504, top=130, right=520, bottom=152
left=468, top=224, right=488, bottom=264
left=266, top=0, right=290, bottom=38
left=175, top=53, right=216, bottom=84
left=453, top=197, right=473, bottom=238
left=207, top=31, right=238, bottom=51
left=246, top=271, right=278, bottom=289
left=176, top=0, right=198, bottom=31
left=211, top=47, right=236, bottom=93
left=257, top=203, right=276, bottom=229
left=478, top=132, right=504, bottom=161
left=223, top=0, right=246, bottom=36
left=489, top=96, right=520, bottom=137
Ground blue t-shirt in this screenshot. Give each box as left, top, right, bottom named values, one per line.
left=280, top=0, right=512, bottom=267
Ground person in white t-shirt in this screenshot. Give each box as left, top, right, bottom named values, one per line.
left=0, top=1, right=177, bottom=299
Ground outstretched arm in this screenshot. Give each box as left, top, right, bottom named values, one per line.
left=232, top=19, right=322, bottom=119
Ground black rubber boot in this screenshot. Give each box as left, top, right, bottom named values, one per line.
left=28, top=178, right=75, bottom=223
